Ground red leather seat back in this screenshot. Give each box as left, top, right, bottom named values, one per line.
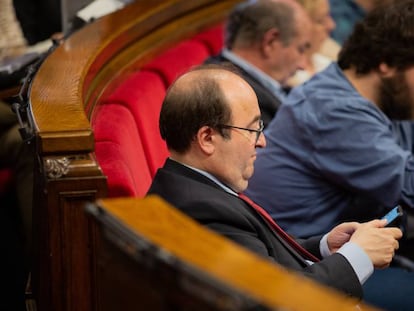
left=92, top=24, right=224, bottom=197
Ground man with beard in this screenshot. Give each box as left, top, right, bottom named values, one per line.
left=245, top=1, right=414, bottom=309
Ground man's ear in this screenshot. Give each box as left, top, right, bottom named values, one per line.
left=196, top=126, right=216, bottom=155
left=378, top=63, right=397, bottom=78
left=262, top=28, right=280, bottom=57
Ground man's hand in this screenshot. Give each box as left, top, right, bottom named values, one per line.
left=349, top=219, right=402, bottom=269
left=328, top=219, right=403, bottom=268
left=327, top=222, right=360, bottom=253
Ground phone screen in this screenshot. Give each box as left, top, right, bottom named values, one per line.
left=381, top=205, right=403, bottom=227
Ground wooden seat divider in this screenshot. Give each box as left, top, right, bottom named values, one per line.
left=29, top=1, right=241, bottom=310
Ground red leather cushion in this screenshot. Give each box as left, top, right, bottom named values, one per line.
left=142, top=40, right=210, bottom=86
left=106, top=71, right=169, bottom=177
left=92, top=24, right=224, bottom=196
left=193, top=23, right=224, bottom=55
left=93, top=102, right=152, bottom=197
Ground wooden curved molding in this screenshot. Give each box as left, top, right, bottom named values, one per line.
left=30, top=0, right=241, bottom=155
left=29, top=2, right=243, bottom=311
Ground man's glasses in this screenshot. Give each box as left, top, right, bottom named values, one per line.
left=218, top=120, right=264, bottom=144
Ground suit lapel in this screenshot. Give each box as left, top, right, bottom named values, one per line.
left=164, top=159, right=309, bottom=267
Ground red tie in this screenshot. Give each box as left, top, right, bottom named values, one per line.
left=238, top=193, right=320, bottom=262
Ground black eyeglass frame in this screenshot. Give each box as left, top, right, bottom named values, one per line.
left=218, top=119, right=264, bottom=144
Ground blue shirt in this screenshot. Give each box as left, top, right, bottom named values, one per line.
left=329, top=0, right=366, bottom=44
left=245, top=63, right=413, bottom=238
left=221, top=49, right=287, bottom=102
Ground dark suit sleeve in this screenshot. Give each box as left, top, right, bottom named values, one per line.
left=207, top=222, right=276, bottom=260
left=297, top=236, right=363, bottom=298
left=208, top=221, right=362, bottom=298
left=185, top=199, right=362, bottom=296
left=181, top=199, right=278, bottom=260
left=297, top=235, right=324, bottom=258
left=304, top=253, right=363, bottom=298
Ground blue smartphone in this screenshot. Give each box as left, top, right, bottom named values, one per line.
left=381, top=205, right=403, bottom=227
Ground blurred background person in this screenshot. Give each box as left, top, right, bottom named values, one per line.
left=287, top=0, right=337, bottom=87
left=329, top=0, right=393, bottom=45
left=12, top=0, right=61, bottom=46
left=0, top=1, right=33, bottom=309
left=206, top=0, right=312, bottom=127
left=0, top=0, right=27, bottom=59
left=246, top=1, right=414, bottom=308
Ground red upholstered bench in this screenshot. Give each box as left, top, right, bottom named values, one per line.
left=92, top=24, right=223, bottom=198
left=0, top=169, right=13, bottom=196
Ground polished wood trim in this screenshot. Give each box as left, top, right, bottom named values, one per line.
left=30, top=0, right=240, bottom=155
left=92, top=196, right=379, bottom=311
left=29, top=1, right=242, bottom=310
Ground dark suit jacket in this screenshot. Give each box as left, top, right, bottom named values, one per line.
left=205, top=52, right=283, bottom=127
left=147, top=159, right=363, bottom=298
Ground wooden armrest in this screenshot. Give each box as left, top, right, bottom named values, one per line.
left=88, top=195, right=378, bottom=311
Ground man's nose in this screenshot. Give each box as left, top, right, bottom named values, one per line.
left=326, top=16, right=336, bottom=33
left=256, top=131, right=266, bottom=148
left=297, top=53, right=308, bottom=70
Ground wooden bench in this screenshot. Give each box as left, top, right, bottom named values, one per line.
left=87, top=195, right=378, bottom=311
left=29, top=1, right=379, bottom=310
left=29, top=1, right=240, bottom=310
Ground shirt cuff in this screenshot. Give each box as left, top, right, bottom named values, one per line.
left=319, top=234, right=331, bottom=258
left=337, top=242, right=374, bottom=284
left=319, top=235, right=373, bottom=284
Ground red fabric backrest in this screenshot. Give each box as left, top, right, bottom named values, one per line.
left=106, top=71, right=169, bottom=177
left=192, top=23, right=224, bottom=55
left=93, top=102, right=152, bottom=197
left=142, top=39, right=211, bottom=86
left=93, top=24, right=224, bottom=198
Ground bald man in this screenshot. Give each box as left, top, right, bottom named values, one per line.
left=147, top=64, right=401, bottom=299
